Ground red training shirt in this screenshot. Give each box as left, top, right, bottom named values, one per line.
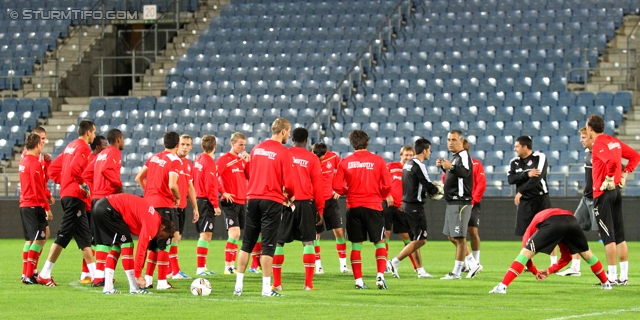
left=332, top=150, right=391, bottom=211
left=49, top=138, right=91, bottom=200
left=471, top=158, right=487, bottom=206
left=143, top=151, right=182, bottom=208
left=178, top=157, right=193, bottom=209
left=319, top=151, right=339, bottom=201
left=92, top=146, right=122, bottom=199
left=591, top=134, right=640, bottom=198
left=247, top=139, right=296, bottom=204
left=19, top=154, right=51, bottom=211
left=289, top=146, right=325, bottom=214
left=387, top=161, right=403, bottom=208
left=106, top=193, right=162, bottom=278
left=21, top=148, right=52, bottom=199
left=194, top=153, right=219, bottom=208
left=217, top=152, right=250, bottom=204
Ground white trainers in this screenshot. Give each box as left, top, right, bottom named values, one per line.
left=103, top=288, right=121, bottom=294
left=386, top=260, right=400, bottom=278
left=340, top=265, right=352, bottom=274
left=440, top=272, right=462, bottom=280
left=315, top=266, right=324, bottom=274
left=156, top=282, right=176, bottom=290
left=376, top=276, right=388, bottom=290
left=172, top=271, right=191, bottom=279
left=556, top=268, right=581, bottom=277
left=489, top=284, right=507, bottom=294
left=417, top=271, right=434, bottom=278
left=601, top=282, right=613, bottom=290
left=466, top=264, right=483, bottom=279
left=233, top=288, right=243, bottom=296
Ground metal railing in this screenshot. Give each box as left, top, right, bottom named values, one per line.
left=117, top=28, right=179, bottom=57
left=306, top=0, right=417, bottom=143
left=628, top=16, right=640, bottom=91
left=0, top=165, right=7, bottom=197
left=94, top=56, right=153, bottom=96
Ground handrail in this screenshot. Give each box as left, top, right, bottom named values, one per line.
left=0, top=165, right=7, bottom=197
left=627, top=17, right=640, bottom=91
left=117, top=28, right=179, bottom=57
left=305, top=0, right=415, bottom=143
left=130, top=0, right=183, bottom=62
left=0, top=57, right=58, bottom=98
left=564, top=47, right=638, bottom=90
left=93, top=56, right=153, bottom=96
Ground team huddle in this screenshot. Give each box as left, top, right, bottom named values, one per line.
left=17, top=113, right=638, bottom=295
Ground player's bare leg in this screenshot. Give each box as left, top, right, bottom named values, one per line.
left=468, top=226, right=480, bottom=264
left=398, top=232, right=419, bottom=271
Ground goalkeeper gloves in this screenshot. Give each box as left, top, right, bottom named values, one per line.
left=619, top=172, right=628, bottom=189
left=600, top=176, right=615, bottom=191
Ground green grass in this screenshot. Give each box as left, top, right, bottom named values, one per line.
left=1, top=239, right=638, bottom=319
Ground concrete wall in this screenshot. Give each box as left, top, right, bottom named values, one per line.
left=2, top=197, right=639, bottom=241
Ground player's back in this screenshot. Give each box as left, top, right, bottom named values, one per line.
left=289, top=146, right=323, bottom=204
left=107, top=193, right=161, bottom=237
left=335, top=150, right=390, bottom=210
left=144, top=151, right=182, bottom=208
left=92, top=146, right=122, bottom=199
left=247, top=139, right=293, bottom=203
left=319, top=151, right=339, bottom=200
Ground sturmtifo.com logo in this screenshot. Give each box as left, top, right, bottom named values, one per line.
left=10, top=9, right=138, bottom=20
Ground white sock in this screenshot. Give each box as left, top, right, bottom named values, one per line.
left=376, top=272, right=384, bottom=280
left=80, top=272, right=89, bottom=280
left=391, top=257, right=401, bottom=267
left=197, top=267, right=206, bottom=274
left=157, top=279, right=168, bottom=287
left=103, top=268, right=115, bottom=291
left=499, top=283, right=508, bottom=290
left=453, top=260, right=465, bottom=276
left=339, top=257, right=347, bottom=267
left=355, top=278, right=364, bottom=287
left=472, top=250, right=480, bottom=264
left=40, top=261, right=54, bottom=278
left=465, top=254, right=479, bottom=269
left=571, top=258, right=581, bottom=272
left=235, top=272, right=244, bottom=292
left=145, top=275, right=153, bottom=285
left=550, top=255, right=558, bottom=265
left=86, top=262, right=97, bottom=280
left=95, top=268, right=104, bottom=280
left=315, top=260, right=322, bottom=268
left=608, top=265, right=618, bottom=281
left=125, top=270, right=138, bottom=292
left=416, top=267, right=425, bottom=274
left=262, top=276, right=271, bottom=293
left=620, top=261, right=628, bottom=281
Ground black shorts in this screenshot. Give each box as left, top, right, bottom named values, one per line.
left=154, top=207, right=177, bottom=250
left=55, top=196, right=92, bottom=249
left=468, top=203, right=481, bottom=228
left=514, top=194, right=551, bottom=236
left=92, top=198, right=134, bottom=246
left=345, top=206, right=385, bottom=243
left=403, top=202, right=427, bottom=241
left=316, top=198, right=343, bottom=233
left=221, top=200, right=245, bottom=230
left=383, top=202, right=411, bottom=234
left=195, top=198, right=216, bottom=233
left=594, top=188, right=624, bottom=245
left=382, top=201, right=394, bottom=231
left=20, top=207, right=48, bottom=241
left=524, top=215, right=589, bottom=255
left=177, top=208, right=187, bottom=234
left=278, top=200, right=318, bottom=244
left=241, top=199, right=283, bottom=257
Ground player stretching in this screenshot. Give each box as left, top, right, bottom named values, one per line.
left=387, top=138, right=440, bottom=279
left=489, top=208, right=612, bottom=294
left=234, top=118, right=295, bottom=297
left=39, top=120, right=97, bottom=286
left=272, top=128, right=324, bottom=291
left=436, top=130, right=481, bottom=280
left=217, top=132, right=251, bottom=274
left=92, top=194, right=176, bottom=294
left=586, top=115, right=640, bottom=284
left=333, top=130, right=392, bottom=290
left=172, top=134, right=199, bottom=279
left=193, top=134, right=222, bottom=276
left=19, top=133, right=53, bottom=284
left=311, top=142, right=350, bottom=274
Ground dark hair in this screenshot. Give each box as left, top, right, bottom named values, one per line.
left=32, top=126, right=46, bottom=134
left=201, top=134, right=217, bottom=153
left=161, top=217, right=177, bottom=235
left=77, top=120, right=95, bottom=136
left=90, top=136, right=105, bottom=151
left=586, top=114, right=605, bottom=134
left=163, top=131, right=180, bottom=149
left=414, top=138, right=431, bottom=155
left=515, top=135, right=533, bottom=150
left=291, top=127, right=308, bottom=143
left=349, top=130, right=369, bottom=150
left=106, top=129, right=123, bottom=145
left=24, top=133, right=41, bottom=150
left=312, top=142, right=328, bottom=158
left=449, top=129, right=465, bottom=141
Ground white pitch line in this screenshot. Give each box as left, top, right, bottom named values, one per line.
left=545, top=307, right=640, bottom=320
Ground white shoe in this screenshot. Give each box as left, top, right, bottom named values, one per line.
left=386, top=260, right=400, bottom=278
left=315, top=266, right=324, bottom=274
left=340, top=266, right=352, bottom=274
left=556, top=268, right=581, bottom=277
left=466, top=264, right=483, bottom=279
left=103, top=288, right=121, bottom=294
left=156, top=282, right=176, bottom=290
left=440, top=272, right=462, bottom=280
left=233, top=288, right=243, bottom=296
left=601, top=282, right=613, bottom=290
left=417, top=271, right=434, bottom=278
left=489, top=284, right=507, bottom=294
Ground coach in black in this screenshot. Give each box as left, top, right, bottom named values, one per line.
left=508, top=136, right=551, bottom=236
left=436, top=130, right=481, bottom=280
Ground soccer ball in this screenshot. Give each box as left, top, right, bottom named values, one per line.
left=428, top=181, right=444, bottom=201
left=190, top=278, right=212, bottom=296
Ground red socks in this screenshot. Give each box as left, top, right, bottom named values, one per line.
left=375, top=246, right=387, bottom=274
left=272, top=250, right=285, bottom=287
left=196, top=243, right=208, bottom=269
left=351, top=249, right=362, bottom=280
left=121, top=246, right=133, bottom=271
left=502, top=260, right=526, bottom=286
left=169, top=245, right=180, bottom=276
left=157, top=250, right=170, bottom=281
left=336, top=242, right=347, bottom=259
left=591, top=260, right=609, bottom=283
left=224, top=241, right=236, bottom=264
left=303, top=245, right=316, bottom=288
left=106, top=249, right=121, bottom=270
left=145, top=250, right=158, bottom=277
left=251, top=241, right=262, bottom=269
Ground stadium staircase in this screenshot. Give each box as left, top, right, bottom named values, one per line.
left=130, top=0, right=230, bottom=96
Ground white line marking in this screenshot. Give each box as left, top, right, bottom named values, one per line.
left=545, top=307, right=640, bottom=320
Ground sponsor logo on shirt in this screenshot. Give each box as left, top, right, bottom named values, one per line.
left=393, top=176, right=402, bottom=181
left=293, top=158, right=309, bottom=167
left=254, top=148, right=277, bottom=160
left=347, top=161, right=375, bottom=170
left=64, top=147, right=76, bottom=154
left=148, top=207, right=155, bottom=215
left=194, top=162, right=203, bottom=171
left=149, top=156, right=167, bottom=167
left=326, top=162, right=332, bottom=169
left=607, top=142, right=621, bottom=150
left=96, top=153, right=108, bottom=162
left=231, top=168, right=243, bottom=173
left=19, top=165, right=25, bottom=172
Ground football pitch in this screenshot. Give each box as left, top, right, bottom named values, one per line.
left=1, top=239, right=638, bottom=319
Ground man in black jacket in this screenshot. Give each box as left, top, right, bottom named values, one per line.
left=436, top=130, right=482, bottom=280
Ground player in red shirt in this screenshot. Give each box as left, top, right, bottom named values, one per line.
left=382, top=145, right=420, bottom=274
left=234, top=118, right=295, bottom=297
left=216, top=132, right=252, bottom=274
left=38, top=120, right=96, bottom=287
left=464, top=140, right=486, bottom=268
left=332, top=130, right=392, bottom=290
left=586, top=114, right=640, bottom=284
left=489, top=208, right=612, bottom=294
left=312, top=143, right=350, bottom=274
left=171, top=134, right=199, bottom=279
left=193, top=134, right=222, bottom=276
left=19, top=127, right=54, bottom=281
left=92, top=193, right=176, bottom=294
left=272, top=128, right=324, bottom=291
left=135, top=131, right=187, bottom=290
left=19, top=133, right=53, bottom=284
